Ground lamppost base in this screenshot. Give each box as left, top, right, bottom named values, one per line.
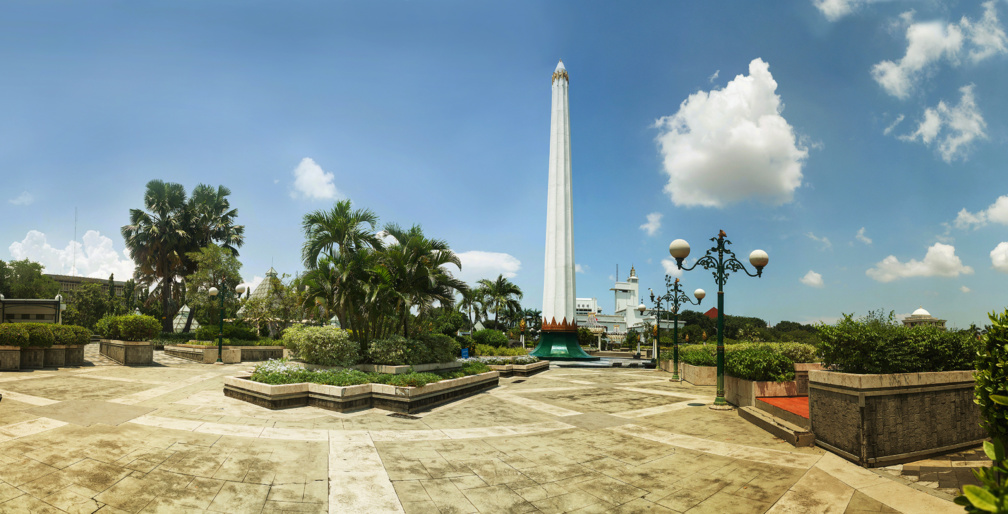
left=670, top=374, right=680, bottom=381
left=214, top=361, right=224, bottom=365
left=708, top=403, right=734, bottom=411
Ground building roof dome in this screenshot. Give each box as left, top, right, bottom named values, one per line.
left=911, top=307, right=931, bottom=317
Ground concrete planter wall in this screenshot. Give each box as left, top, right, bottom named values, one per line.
left=488, top=360, right=550, bottom=377
left=224, top=371, right=499, bottom=414
left=64, top=345, right=85, bottom=366
left=20, top=347, right=44, bottom=369
left=725, top=375, right=799, bottom=408
left=681, top=363, right=717, bottom=386
left=173, top=344, right=284, bottom=362
left=43, top=346, right=67, bottom=368
left=165, top=345, right=240, bottom=364
left=0, top=346, right=20, bottom=370
left=809, top=369, right=985, bottom=467
left=794, top=363, right=824, bottom=395
left=100, top=340, right=153, bottom=366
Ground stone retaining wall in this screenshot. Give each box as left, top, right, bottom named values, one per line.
left=224, top=371, right=499, bottom=414
left=20, top=347, right=44, bottom=369
left=488, top=360, right=550, bottom=377
left=100, top=340, right=153, bottom=366
left=64, top=345, right=85, bottom=366
left=173, top=344, right=283, bottom=362
left=681, top=363, right=717, bottom=386
left=0, top=346, right=19, bottom=371
left=165, top=345, right=240, bottom=364
left=43, top=346, right=66, bottom=368
left=809, top=370, right=985, bottom=467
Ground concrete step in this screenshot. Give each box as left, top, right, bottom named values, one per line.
left=739, top=406, right=815, bottom=447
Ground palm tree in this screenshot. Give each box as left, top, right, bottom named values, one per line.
left=301, top=199, right=380, bottom=269
left=457, top=287, right=487, bottom=333
left=477, top=274, right=523, bottom=330
left=121, top=180, right=190, bottom=333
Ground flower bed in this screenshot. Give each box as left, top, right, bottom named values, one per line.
left=225, top=359, right=498, bottom=413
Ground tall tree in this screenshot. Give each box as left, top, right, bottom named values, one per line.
left=122, top=180, right=190, bottom=333
left=63, top=283, right=109, bottom=330
left=185, top=244, right=243, bottom=326
left=4, top=259, right=60, bottom=299
left=477, top=274, right=523, bottom=329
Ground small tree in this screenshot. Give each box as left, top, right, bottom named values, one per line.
left=184, top=244, right=243, bottom=328
left=5, top=259, right=59, bottom=299
left=64, top=283, right=109, bottom=330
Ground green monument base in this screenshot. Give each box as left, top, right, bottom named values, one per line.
left=530, top=331, right=599, bottom=361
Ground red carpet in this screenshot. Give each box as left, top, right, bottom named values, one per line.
left=757, top=396, right=809, bottom=419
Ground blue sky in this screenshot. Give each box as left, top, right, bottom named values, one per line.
left=2, top=1, right=1006, bottom=329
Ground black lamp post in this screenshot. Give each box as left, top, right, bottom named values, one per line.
left=208, top=283, right=247, bottom=364
left=669, top=230, right=768, bottom=408
left=651, top=276, right=705, bottom=381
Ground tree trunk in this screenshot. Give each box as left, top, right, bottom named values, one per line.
left=183, top=308, right=194, bottom=333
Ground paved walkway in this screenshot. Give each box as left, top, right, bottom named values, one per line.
left=0, top=345, right=980, bottom=513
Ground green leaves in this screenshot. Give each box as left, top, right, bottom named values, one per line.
left=963, top=485, right=999, bottom=512
left=985, top=439, right=1005, bottom=463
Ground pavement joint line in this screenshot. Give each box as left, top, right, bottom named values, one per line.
left=614, top=386, right=712, bottom=400
left=108, top=371, right=224, bottom=405
left=69, top=374, right=171, bottom=386
left=613, top=400, right=699, bottom=418
left=0, top=416, right=68, bottom=441
left=328, top=430, right=403, bottom=513
left=0, top=389, right=60, bottom=406
left=492, top=393, right=583, bottom=417
left=609, top=424, right=822, bottom=469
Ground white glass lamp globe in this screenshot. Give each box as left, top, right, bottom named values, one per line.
left=637, top=303, right=646, bottom=314
left=694, top=289, right=706, bottom=301
left=236, top=284, right=247, bottom=295
left=749, top=249, right=769, bottom=269
left=669, top=239, right=691, bottom=260
left=208, top=287, right=219, bottom=297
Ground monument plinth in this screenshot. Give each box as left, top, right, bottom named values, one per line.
left=531, top=60, right=597, bottom=361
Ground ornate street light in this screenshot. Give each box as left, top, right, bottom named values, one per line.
left=637, top=301, right=647, bottom=358
left=669, top=230, right=768, bottom=408
left=208, top=283, right=247, bottom=364
left=651, top=277, right=704, bottom=381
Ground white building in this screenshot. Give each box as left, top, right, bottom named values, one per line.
left=574, top=266, right=682, bottom=338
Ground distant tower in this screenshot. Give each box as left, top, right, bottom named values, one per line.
left=532, top=61, right=597, bottom=361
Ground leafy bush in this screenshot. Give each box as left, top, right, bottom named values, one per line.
left=474, top=355, right=539, bottom=365
left=95, top=315, right=121, bottom=340
left=22, top=323, right=55, bottom=348
left=456, top=335, right=475, bottom=355
left=725, top=345, right=795, bottom=382
left=419, top=333, right=460, bottom=363
left=195, top=322, right=259, bottom=342
left=676, top=344, right=717, bottom=366
left=367, top=335, right=431, bottom=366
left=117, top=315, right=160, bottom=341
left=817, top=311, right=980, bottom=374
left=474, top=344, right=528, bottom=357
left=50, top=324, right=90, bottom=346
left=249, top=358, right=489, bottom=387
left=473, top=329, right=507, bottom=347
left=0, top=323, right=29, bottom=347
left=282, top=326, right=359, bottom=367
left=956, top=309, right=1008, bottom=512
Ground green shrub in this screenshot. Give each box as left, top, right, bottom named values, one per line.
left=22, top=323, right=55, bottom=348
left=95, top=315, right=121, bottom=340
left=117, top=315, right=160, bottom=341
left=281, top=326, right=359, bottom=367
left=473, top=329, right=507, bottom=347
left=817, top=311, right=980, bottom=374
left=473, top=344, right=528, bottom=357
left=50, top=324, right=90, bottom=346
left=420, top=333, right=460, bottom=363
left=456, top=334, right=475, bottom=355
left=367, top=335, right=431, bottom=366
left=0, top=323, right=29, bottom=347
left=725, top=345, right=795, bottom=382
left=676, top=344, right=717, bottom=366
left=955, top=309, right=1008, bottom=513
left=195, top=322, right=258, bottom=342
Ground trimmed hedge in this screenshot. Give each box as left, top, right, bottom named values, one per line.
left=474, top=344, right=528, bottom=357
left=25, top=323, right=55, bottom=348
left=195, top=323, right=258, bottom=342
left=817, top=312, right=979, bottom=374
left=281, top=325, right=359, bottom=367
left=473, top=329, right=507, bottom=347
left=0, top=323, right=29, bottom=347
left=96, top=314, right=160, bottom=342
left=665, top=342, right=817, bottom=382
left=50, top=324, right=90, bottom=346
left=367, top=335, right=431, bottom=366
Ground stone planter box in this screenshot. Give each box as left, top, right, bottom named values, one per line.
left=224, top=371, right=499, bottom=414
left=725, top=375, right=799, bottom=408
left=680, top=363, right=717, bottom=386
left=172, top=344, right=284, bottom=362
left=353, top=361, right=463, bottom=374
left=100, top=340, right=154, bottom=366
left=43, top=346, right=66, bottom=368
left=794, top=363, right=824, bottom=395
left=165, top=345, right=240, bottom=364
left=64, top=345, right=86, bottom=366
left=809, top=370, right=986, bottom=467
left=0, top=346, right=20, bottom=371
left=20, top=347, right=45, bottom=369
left=488, top=360, right=550, bottom=377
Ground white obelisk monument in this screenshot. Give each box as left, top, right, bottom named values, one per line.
left=532, top=60, right=596, bottom=360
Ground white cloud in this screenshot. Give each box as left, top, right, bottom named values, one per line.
left=660, top=258, right=684, bottom=278
left=291, top=157, right=343, bottom=200
left=954, top=195, right=1008, bottom=229
left=575, top=263, right=587, bottom=274
left=856, top=227, right=872, bottom=245
left=800, top=270, right=824, bottom=288
left=8, top=191, right=33, bottom=206
left=242, top=275, right=264, bottom=295
left=456, top=251, right=521, bottom=284
left=961, top=285, right=971, bottom=293
left=806, top=232, right=832, bottom=250
left=872, top=3, right=1007, bottom=98
left=866, top=242, right=974, bottom=282
left=639, top=212, right=662, bottom=236
left=991, top=242, right=1008, bottom=273
left=608, top=274, right=616, bottom=282
left=900, top=85, right=986, bottom=162
left=654, top=58, right=807, bottom=208
left=708, top=70, right=719, bottom=83
left=9, top=230, right=135, bottom=279
left=814, top=0, right=875, bottom=21
left=883, top=115, right=905, bottom=136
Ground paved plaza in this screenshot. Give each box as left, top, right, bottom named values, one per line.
left=0, top=346, right=979, bottom=513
